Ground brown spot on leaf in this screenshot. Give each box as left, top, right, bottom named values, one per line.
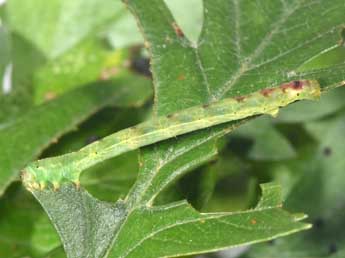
left=260, top=88, right=275, bottom=97
left=280, top=80, right=304, bottom=92
left=44, top=91, right=57, bottom=101
left=178, top=74, right=185, bottom=80
left=202, top=103, right=210, bottom=108
left=251, top=219, right=257, bottom=225
left=292, top=80, right=303, bottom=89
left=172, top=22, right=184, bottom=37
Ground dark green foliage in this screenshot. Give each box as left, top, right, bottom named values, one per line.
left=0, top=0, right=344, bottom=257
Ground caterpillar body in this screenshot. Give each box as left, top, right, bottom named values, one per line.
left=22, top=80, right=321, bottom=191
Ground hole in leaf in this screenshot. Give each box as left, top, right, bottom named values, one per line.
left=164, top=0, right=203, bottom=43
left=81, top=150, right=139, bottom=202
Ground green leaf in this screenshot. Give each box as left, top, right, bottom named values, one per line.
left=33, top=39, right=129, bottom=104
left=241, top=112, right=345, bottom=258
left=21, top=1, right=345, bottom=257
left=0, top=25, right=10, bottom=85
left=115, top=0, right=344, bottom=256
left=30, top=183, right=309, bottom=258
left=243, top=113, right=345, bottom=258
left=304, top=114, right=343, bottom=141
left=178, top=164, right=218, bottom=211
left=124, top=0, right=345, bottom=214
left=163, top=0, right=203, bottom=44
left=277, top=86, right=345, bottom=123
left=44, top=108, right=146, bottom=202
left=0, top=33, right=45, bottom=124
left=298, top=44, right=345, bottom=72
left=5, top=0, right=124, bottom=58
left=81, top=151, right=139, bottom=202
left=106, top=4, right=143, bottom=49
left=43, top=247, right=67, bottom=258
left=0, top=183, right=60, bottom=257
left=232, top=117, right=296, bottom=161
left=106, top=0, right=203, bottom=48
left=203, top=152, right=257, bottom=213
left=0, top=74, right=152, bottom=195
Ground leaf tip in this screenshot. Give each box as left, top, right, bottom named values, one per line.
left=293, top=212, right=309, bottom=222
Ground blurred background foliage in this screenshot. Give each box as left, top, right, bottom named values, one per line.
left=0, top=0, right=344, bottom=257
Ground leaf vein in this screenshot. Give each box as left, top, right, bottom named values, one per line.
left=215, top=0, right=304, bottom=99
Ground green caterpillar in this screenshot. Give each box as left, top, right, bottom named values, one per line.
left=22, top=80, right=321, bottom=191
